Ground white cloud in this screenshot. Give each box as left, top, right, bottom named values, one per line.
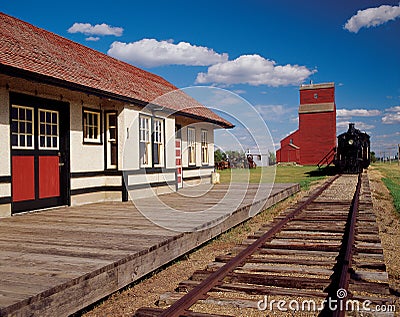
left=337, top=120, right=375, bottom=131
left=386, top=105, right=400, bottom=112
left=195, top=54, right=315, bottom=87
left=68, top=22, right=123, bottom=36
left=254, top=104, right=294, bottom=119
left=375, top=131, right=400, bottom=139
left=344, top=4, right=400, bottom=33
left=85, top=36, right=100, bottom=42
left=382, top=113, right=400, bottom=124
left=107, top=39, right=228, bottom=67
left=337, top=108, right=381, bottom=118
left=382, top=105, right=400, bottom=124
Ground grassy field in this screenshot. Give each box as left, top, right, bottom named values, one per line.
left=373, top=162, right=400, bottom=214
left=218, top=165, right=333, bottom=189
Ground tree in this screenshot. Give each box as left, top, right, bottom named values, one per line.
left=370, top=151, right=377, bottom=163
left=214, top=149, right=227, bottom=162
left=268, top=150, right=276, bottom=165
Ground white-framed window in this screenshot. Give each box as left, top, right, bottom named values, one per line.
left=11, top=105, right=34, bottom=149
left=201, top=129, right=208, bottom=165
left=153, top=118, right=164, bottom=166
left=139, top=115, right=151, bottom=167
left=188, top=127, right=196, bottom=165
left=106, top=112, right=117, bottom=169
left=39, top=109, right=59, bottom=149
left=83, top=109, right=101, bottom=143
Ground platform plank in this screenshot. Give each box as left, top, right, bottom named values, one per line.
left=0, top=182, right=299, bottom=316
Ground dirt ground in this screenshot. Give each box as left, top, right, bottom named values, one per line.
left=82, top=170, right=400, bottom=316
left=368, top=166, right=400, bottom=313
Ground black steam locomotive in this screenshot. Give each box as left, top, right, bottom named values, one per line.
left=334, top=123, right=370, bottom=174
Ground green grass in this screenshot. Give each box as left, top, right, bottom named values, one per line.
left=217, top=165, right=332, bottom=190
left=373, top=162, right=400, bottom=214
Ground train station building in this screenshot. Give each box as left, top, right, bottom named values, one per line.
left=0, top=12, right=233, bottom=217
left=276, top=82, right=337, bottom=165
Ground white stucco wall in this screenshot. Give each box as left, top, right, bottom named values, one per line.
left=165, top=116, right=176, bottom=169
left=122, top=108, right=176, bottom=172
left=121, top=107, right=140, bottom=171
left=180, top=123, right=215, bottom=168
left=70, top=101, right=104, bottom=173
left=0, top=87, right=12, bottom=216
left=0, top=87, right=10, bottom=177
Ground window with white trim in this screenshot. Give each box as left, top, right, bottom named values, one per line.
left=139, top=115, right=151, bottom=167
left=11, top=105, right=34, bottom=149
left=39, top=109, right=59, bottom=149
left=83, top=109, right=101, bottom=143
left=201, top=129, right=208, bottom=164
left=153, top=118, right=164, bottom=166
left=106, top=112, right=117, bottom=169
left=188, top=127, right=196, bottom=165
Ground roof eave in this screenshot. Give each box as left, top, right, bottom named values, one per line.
left=0, top=63, right=234, bottom=128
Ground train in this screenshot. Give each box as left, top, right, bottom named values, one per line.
left=334, top=123, right=370, bottom=174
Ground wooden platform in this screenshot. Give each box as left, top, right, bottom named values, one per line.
left=0, top=183, right=299, bottom=316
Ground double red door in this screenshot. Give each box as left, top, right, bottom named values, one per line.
left=11, top=94, right=69, bottom=214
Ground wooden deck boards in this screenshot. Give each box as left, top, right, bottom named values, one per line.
left=0, top=183, right=299, bottom=317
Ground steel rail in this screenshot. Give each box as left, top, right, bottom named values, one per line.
left=331, top=172, right=362, bottom=317
left=159, top=174, right=341, bottom=317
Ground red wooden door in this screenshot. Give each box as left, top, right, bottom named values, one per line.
left=10, top=94, right=69, bottom=214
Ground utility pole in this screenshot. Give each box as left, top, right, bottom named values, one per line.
left=398, top=144, right=400, bottom=166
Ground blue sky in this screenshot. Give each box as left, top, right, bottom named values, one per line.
left=2, top=0, right=400, bottom=157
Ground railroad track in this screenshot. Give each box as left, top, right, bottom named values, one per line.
left=135, top=173, right=394, bottom=316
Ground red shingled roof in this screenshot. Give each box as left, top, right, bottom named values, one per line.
left=0, top=12, right=233, bottom=128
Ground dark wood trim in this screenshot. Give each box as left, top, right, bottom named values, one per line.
left=183, top=175, right=211, bottom=181
left=0, top=176, right=11, bottom=183
left=182, top=166, right=213, bottom=171
left=71, top=170, right=122, bottom=178
left=121, top=175, right=128, bottom=202
left=71, top=181, right=176, bottom=194
left=127, top=180, right=176, bottom=191
left=71, top=168, right=176, bottom=178
left=0, top=196, right=12, bottom=205
left=12, top=197, right=63, bottom=214
left=71, top=185, right=122, bottom=196
left=123, top=168, right=176, bottom=175
left=80, top=140, right=103, bottom=147
left=175, top=124, right=182, bottom=138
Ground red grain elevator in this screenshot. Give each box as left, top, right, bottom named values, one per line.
left=276, top=82, right=336, bottom=165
